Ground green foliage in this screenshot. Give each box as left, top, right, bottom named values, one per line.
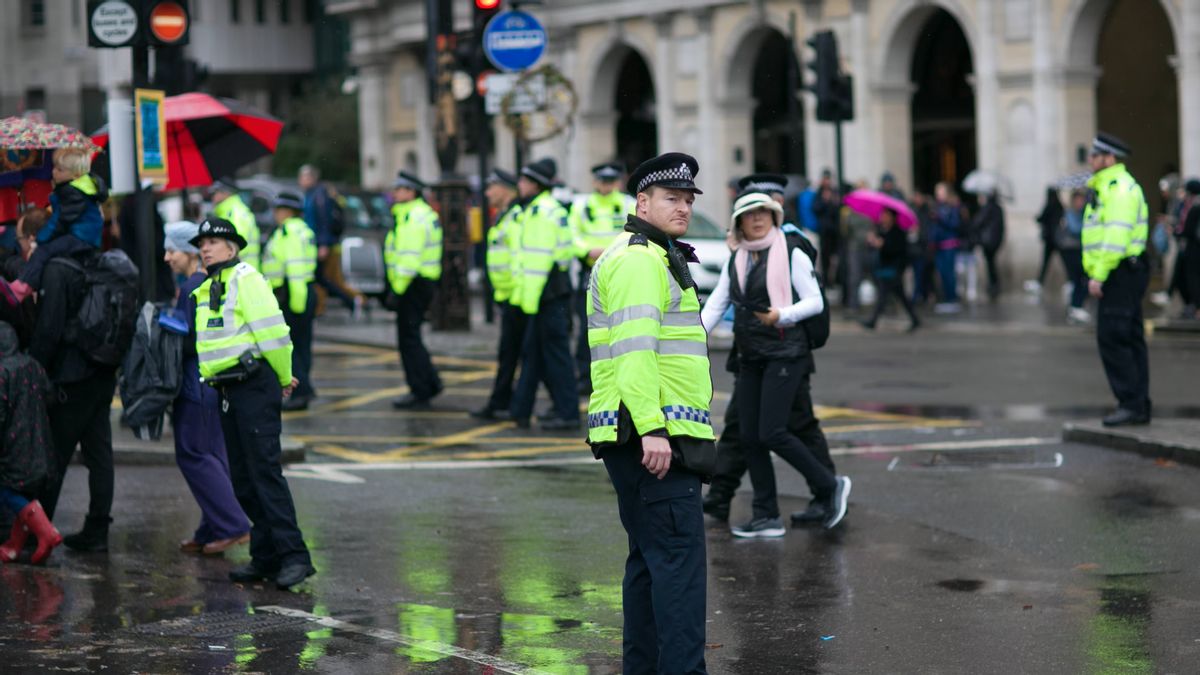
left=272, top=82, right=360, bottom=185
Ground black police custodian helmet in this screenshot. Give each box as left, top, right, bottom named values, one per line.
left=190, top=217, right=248, bottom=250
left=520, top=158, right=558, bottom=187
left=627, top=152, right=703, bottom=195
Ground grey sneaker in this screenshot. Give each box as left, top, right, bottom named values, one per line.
left=823, top=476, right=852, bottom=529
left=731, top=517, right=786, bottom=538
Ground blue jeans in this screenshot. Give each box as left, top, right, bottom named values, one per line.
left=0, top=487, right=29, bottom=515
left=935, top=249, right=958, bottom=303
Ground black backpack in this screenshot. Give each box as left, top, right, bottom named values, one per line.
left=327, top=187, right=347, bottom=238
left=786, top=233, right=831, bottom=350
left=51, top=249, right=140, bottom=367
left=119, top=302, right=183, bottom=440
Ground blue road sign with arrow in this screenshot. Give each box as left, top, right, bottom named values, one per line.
left=483, top=10, right=547, bottom=72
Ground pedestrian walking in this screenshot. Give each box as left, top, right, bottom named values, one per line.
left=298, top=165, right=363, bottom=317
left=813, top=171, right=842, bottom=300
left=1177, top=180, right=1200, bottom=319
left=0, top=321, right=62, bottom=565
left=472, top=169, right=525, bottom=420
left=932, top=182, right=964, bottom=313
left=701, top=191, right=851, bottom=537
left=263, top=193, right=319, bottom=411
left=1027, top=187, right=1065, bottom=293
left=190, top=217, right=315, bottom=589
left=587, top=152, right=715, bottom=674
left=1083, top=133, right=1151, bottom=427
left=910, top=192, right=938, bottom=305
left=209, top=177, right=261, bottom=271
left=385, top=171, right=443, bottom=410
left=862, top=207, right=920, bottom=331
left=1059, top=190, right=1091, bottom=324
left=162, top=221, right=251, bottom=555
left=879, top=171, right=905, bottom=201
left=568, top=162, right=635, bottom=394
left=509, top=158, right=579, bottom=430
left=974, top=192, right=1006, bottom=301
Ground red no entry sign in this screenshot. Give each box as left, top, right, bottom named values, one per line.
left=149, top=1, right=188, bottom=44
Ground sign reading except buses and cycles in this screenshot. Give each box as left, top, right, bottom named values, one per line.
left=482, top=10, right=547, bottom=73
left=88, top=0, right=139, bottom=47
left=134, top=89, right=168, bottom=185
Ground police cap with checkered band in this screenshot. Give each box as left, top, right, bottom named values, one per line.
left=626, top=152, right=703, bottom=195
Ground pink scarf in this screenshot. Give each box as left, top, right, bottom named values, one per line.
left=734, top=227, right=791, bottom=309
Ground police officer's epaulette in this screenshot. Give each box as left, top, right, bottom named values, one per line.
left=628, top=233, right=649, bottom=246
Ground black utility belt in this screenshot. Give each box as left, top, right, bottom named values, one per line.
left=201, top=351, right=264, bottom=388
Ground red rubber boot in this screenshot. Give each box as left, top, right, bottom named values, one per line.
left=0, top=517, right=26, bottom=562
left=20, top=502, right=61, bottom=565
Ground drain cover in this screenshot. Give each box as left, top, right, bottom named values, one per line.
left=132, top=611, right=311, bottom=639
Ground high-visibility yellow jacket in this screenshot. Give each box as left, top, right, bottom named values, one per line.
left=586, top=229, right=714, bottom=444
left=193, top=261, right=293, bottom=386
left=568, top=191, right=635, bottom=263
left=385, top=197, right=442, bottom=295
left=512, top=191, right=572, bottom=315
left=262, top=216, right=318, bottom=314
left=486, top=201, right=522, bottom=304
left=1083, top=162, right=1148, bottom=282
left=213, top=194, right=261, bottom=270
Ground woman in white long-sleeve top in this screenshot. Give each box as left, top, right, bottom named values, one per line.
left=701, top=192, right=851, bottom=537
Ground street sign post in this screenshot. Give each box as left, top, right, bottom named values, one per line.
left=133, top=88, right=168, bottom=186
left=482, top=72, right=546, bottom=115
left=88, top=0, right=140, bottom=47
left=482, top=10, right=547, bottom=72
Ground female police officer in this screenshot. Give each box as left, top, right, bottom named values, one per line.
left=190, top=217, right=316, bottom=590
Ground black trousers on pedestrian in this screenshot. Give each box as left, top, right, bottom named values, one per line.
left=41, top=372, right=117, bottom=523
left=395, top=278, right=442, bottom=401
left=484, top=303, right=527, bottom=412
left=868, top=271, right=919, bottom=326
left=1060, top=247, right=1088, bottom=309
left=510, top=294, right=578, bottom=422
left=219, top=366, right=311, bottom=571
left=1097, top=258, right=1151, bottom=415
left=602, top=440, right=707, bottom=675
left=574, top=269, right=591, bottom=387
left=737, top=360, right=837, bottom=521
left=708, top=375, right=835, bottom=507
left=982, top=247, right=1001, bottom=299
left=282, top=286, right=317, bottom=399
left=1036, top=240, right=1058, bottom=284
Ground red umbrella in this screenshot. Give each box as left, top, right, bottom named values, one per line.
left=91, top=93, right=283, bottom=191
left=844, top=189, right=918, bottom=231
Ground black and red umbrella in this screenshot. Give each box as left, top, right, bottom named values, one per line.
left=91, top=93, right=283, bottom=191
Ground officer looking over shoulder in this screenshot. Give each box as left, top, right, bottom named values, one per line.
left=587, top=152, right=715, bottom=674
left=1083, top=133, right=1152, bottom=427
left=263, top=192, right=318, bottom=411
left=209, top=177, right=261, bottom=271
left=190, top=218, right=316, bottom=590
left=569, top=161, right=635, bottom=394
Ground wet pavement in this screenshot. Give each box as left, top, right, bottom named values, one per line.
left=3, top=306, right=1199, bottom=673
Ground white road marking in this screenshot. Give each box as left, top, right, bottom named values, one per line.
left=833, top=436, right=1059, bottom=456
left=255, top=605, right=550, bottom=674
left=284, top=456, right=597, bottom=482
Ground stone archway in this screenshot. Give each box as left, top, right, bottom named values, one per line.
left=582, top=40, right=657, bottom=174
left=1062, top=0, right=1180, bottom=198
left=723, top=22, right=804, bottom=177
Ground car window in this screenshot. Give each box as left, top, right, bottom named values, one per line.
left=685, top=212, right=725, bottom=240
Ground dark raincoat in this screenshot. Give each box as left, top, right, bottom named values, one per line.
left=0, top=321, right=54, bottom=494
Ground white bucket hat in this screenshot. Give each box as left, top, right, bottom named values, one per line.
left=730, top=192, right=783, bottom=234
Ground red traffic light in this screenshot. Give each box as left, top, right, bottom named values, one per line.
left=476, top=0, right=501, bottom=9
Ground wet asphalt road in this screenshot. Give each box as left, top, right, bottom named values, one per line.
left=2, top=324, right=1198, bottom=673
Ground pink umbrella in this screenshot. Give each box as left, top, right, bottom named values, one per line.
left=844, top=189, right=917, bottom=231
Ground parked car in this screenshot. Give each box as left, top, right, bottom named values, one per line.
left=680, top=211, right=730, bottom=299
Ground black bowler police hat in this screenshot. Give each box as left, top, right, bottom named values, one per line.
left=591, top=161, right=625, bottom=181
left=486, top=168, right=518, bottom=189
left=627, top=152, right=703, bottom=195
left=737, top=173, right=788, bottom=195
left=1093, top=132, right=1131, bottom=158
left=393, top=171, right=426, bottom=191
left=190, top=217, right=248, bottom=249
left=272, top=191, right=305, bottom=211
left=520, top=158, right=558, bottom=187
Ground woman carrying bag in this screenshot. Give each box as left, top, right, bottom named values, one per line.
left=701, top=192, right=851, bottom=538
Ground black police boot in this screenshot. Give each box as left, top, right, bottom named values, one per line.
left=540, top=418, right=580, bottom=431
left=1102, top=408, right=1150, bottom=427
left=701, top=492, right=731, bottom=522
left=62, top=516, right=111, bottom=553
left=392, top=395, right=432, bottom=410
left=281, top=395, right=311, bottom=411
left=790, top=499, right=829, bottom=526
left=229, top=561, right=277, bottom=584
left=276, top=562, right=317, bottom=590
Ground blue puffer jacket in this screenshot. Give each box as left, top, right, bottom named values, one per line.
left=39, top=174, right=108, bottom=246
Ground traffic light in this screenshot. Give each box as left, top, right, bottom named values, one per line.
left=473, top=0, right=502, bottom=64
left=806, top=30, right=839, bottom=122
left=832, top=73, right=854, bottom=122
left=475, top=0, right=502, bottom=9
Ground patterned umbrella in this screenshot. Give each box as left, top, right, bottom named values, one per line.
left=1055, top=171, right=1092, bottom=190
left=91, top=93, right=283, bottom=191
left=0, top=117, right=100, bottom=152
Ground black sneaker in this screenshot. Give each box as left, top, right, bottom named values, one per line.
left=392, top=395, right=432, bottom=410
left=702, top=496, right=731, bottom=522
left=229, top=562, right=277, bottom=583
left=823, top=476, right=852, bottom=530
left=469, top=406, right=497, bottom=420
left=790, top=499, right=829, bottom=525
left=275, top=563, right=317, bottom=590
left=731, top=517, right=786, bottom=538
